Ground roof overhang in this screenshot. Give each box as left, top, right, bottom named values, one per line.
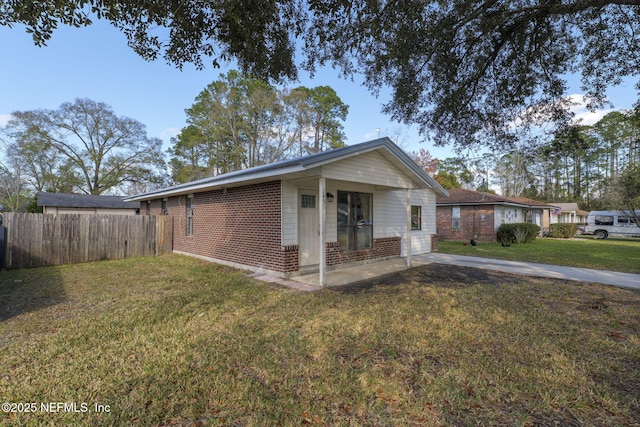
left=125, top=138, right=449, bottom=202
left=437, top=201, right=559, bottom=210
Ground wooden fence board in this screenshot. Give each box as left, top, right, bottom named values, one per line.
left=2, top=213, right=174, bottom=269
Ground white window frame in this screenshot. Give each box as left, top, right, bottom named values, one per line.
left=452, top=206, right=461, bottom=230
left=186, top=194, right=194, bottom=236
left=411, top=205, right=422, bottom=230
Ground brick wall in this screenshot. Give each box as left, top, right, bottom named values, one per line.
left=140, top=180, right=405, bottom=274
left=325, top=237, right=401, bottom=267
left=436, top=205, right=497, bottom=242
left=280, top=245, right=299, bottom=273
left=147, top=180, right=297, bottom=272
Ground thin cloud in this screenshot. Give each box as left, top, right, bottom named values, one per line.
left=566, top=94, right=615, bottom=126
left=158, top=127, right=180, bottom=140
left=0, top=114, right=12, bottom=127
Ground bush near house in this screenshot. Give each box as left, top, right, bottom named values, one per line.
left=497, top=223, right=540, bottom=244
left=549, top=223, right=578, bottom=238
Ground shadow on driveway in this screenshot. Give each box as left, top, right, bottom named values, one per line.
left=332, top=263, right=506, bottom=294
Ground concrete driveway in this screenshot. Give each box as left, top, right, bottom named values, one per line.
left=417, top=253, right=640, bottom=290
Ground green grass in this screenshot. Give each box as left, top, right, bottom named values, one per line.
left=438, top=237, right=640, bottom=274
left=1, top=254, right=639, bottom=426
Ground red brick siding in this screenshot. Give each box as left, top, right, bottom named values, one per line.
left=141, top=199, right=163, bottom=216
left=325, top=237, right=401, bottom=267
left=436, top=205, right=497, bottom=242
left=140, top=179, right=404, bottom=273
left=152, top=180, right=295, bottom=272
left=280, top=245, right=299, bottom=273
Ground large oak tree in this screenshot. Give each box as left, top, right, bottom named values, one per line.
left=3, top=1, right=640, bottom=150
left=4, top=98, right=166, bottom=195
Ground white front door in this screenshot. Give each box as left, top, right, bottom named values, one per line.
left=299, top=191, right=319, bottom=266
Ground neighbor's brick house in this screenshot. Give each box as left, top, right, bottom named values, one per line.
left=127, top=138, right=448, bottom=285
left=436, top=188, right=558, bottom=242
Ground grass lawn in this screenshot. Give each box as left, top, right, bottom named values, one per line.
left=438, top=237, right=640, bottom=274
left=1, top=254, right=639, bottom=426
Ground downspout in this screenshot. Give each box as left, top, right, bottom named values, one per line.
left=406, top=188, right=412, bottom=267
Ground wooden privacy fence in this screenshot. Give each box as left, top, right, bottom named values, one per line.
left=2, top=213, right=173, bottom=269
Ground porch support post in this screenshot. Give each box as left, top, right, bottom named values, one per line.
left=406, top=188, right=412, bottom=267
left=319, top=177, right=326, bottom=286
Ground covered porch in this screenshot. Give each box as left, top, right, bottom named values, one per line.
left=284, top=172, right=419, bottom=287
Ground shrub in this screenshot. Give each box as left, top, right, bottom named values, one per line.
left=497, top=223, right=541, bottom=244
left=549, top=223, right=578, bottom=238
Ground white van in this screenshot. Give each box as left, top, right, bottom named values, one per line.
left=583, top=210, right=640, bottom=239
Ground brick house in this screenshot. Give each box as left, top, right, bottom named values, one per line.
left=126, top=138, right=448, bottom=285
left=549, top=202, right=589, bottom=225
left=436, top=188, right=558, bottom=242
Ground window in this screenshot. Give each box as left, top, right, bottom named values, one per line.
left=145, top=201, right=151, bottom=215
left=301, top=194, right=316, bottom=208
left=337, top=191, right=373, bottom=250
left=595, top=215, right=614, bottom=226
left=411, top=206, right=422, bottom=230
left=186, top=195, right=194, bottom=235
left=452, top=206, right=461, bottom=230
left=162, top=198, right=168, bottom=215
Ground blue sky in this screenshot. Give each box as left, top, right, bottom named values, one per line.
left=1, top=20, right=638, bottom=162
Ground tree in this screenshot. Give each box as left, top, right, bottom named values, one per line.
left=411, top=148, right=437, bottom=176
left=167, top=125, right=213, bottom=183
left=170, top=72, right=348, bottom=182
left=434, top=157, right=473, bottom=189
left=468, top=153, right=496, bottom=193
left=541, top=125, right=595, bottom=200
left=433, top=171, right=461, bottom=190
left=0, top=161, right=30, bottom=212
left=607, top=165, right=640, bottom=227
left=593, top=111, right=635, bottom=180
left=172, top=71, right=288, bottom=182
left=4, top=98, right=166, bottom=195
left=5, top=132, right=81, bottom=193
left=297, top=86, right=348, bottom=153
left=493, top=152, right=535, bottom=198
left=4, top=1, right=639, bottom=151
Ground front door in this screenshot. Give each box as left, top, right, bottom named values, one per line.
left=533, top=211, right=542, bottom=236
left=298, top=191, right=319, bottom=266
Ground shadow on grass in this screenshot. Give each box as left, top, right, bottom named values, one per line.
left=333, top=263, right=500, bottom=294
left=0, top=250, right=66, bottom=322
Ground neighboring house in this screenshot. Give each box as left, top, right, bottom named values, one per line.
left=436, top=188, right=559, bottom=242
left=549, top=202, right=589, bottom=225
left=37, top=192, right=140, bottom=215
left=125, top=138, right=449, bottom=285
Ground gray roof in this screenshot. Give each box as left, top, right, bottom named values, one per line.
left=37, top=192, right=139, bottom=209
left=554, top=203, right=579, bottom=212
left=125, top=138, right=449, bottom=202
left=437, top=188, right=559, bottom=210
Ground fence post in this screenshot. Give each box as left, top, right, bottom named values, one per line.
left=0, top=225, right=5, bottom=269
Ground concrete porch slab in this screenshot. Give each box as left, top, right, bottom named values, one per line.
left=249, top=273, right=323, bottom=292
left=290, top=257, right=422, bottom=287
